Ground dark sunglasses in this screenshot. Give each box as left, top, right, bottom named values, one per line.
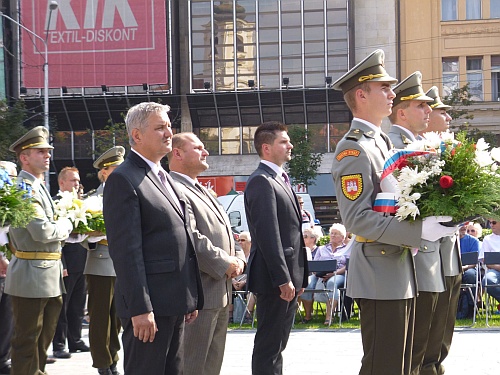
left=491, top=221, right=497, bottom=225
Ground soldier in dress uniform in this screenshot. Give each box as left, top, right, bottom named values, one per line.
left=5, top=126, right=74, bottom=375
left=387, top=73, right=448, bottom=374
left=330, top=50, right=457, bottom=375
left=387, top=71, right=434, bottom=148
left=83, top=146, right=125, bottom=375
left=419, top=87, right=462, bottom=375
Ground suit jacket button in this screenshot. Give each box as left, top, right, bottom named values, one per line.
left=423, top=246, right=428, bottom=250
left=381, top=250, right=386, bottom=255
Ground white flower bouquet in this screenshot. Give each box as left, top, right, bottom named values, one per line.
left=379, top=131, right=500, bottom=224
left=54, top=190, right=106, bottom=234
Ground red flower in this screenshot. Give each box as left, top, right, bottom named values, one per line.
left=440, top=175, right=454, bottom=189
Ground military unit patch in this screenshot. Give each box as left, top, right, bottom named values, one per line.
left=336, top=149, right=361, bottom=161
left=341, top=174, right=363, bottom=201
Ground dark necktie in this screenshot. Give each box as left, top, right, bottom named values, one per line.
left=282, top=172, right=292, bottom=189
left=158, top=171, right=183, bottom=214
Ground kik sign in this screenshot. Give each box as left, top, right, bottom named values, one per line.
left=22, top=0, right=168, bottom=88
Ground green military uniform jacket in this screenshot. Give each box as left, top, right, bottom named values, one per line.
left=331, top=120, right=422, bottom=300
left=5, top=171, right=71, bottom=298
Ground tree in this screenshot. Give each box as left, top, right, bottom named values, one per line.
left=286, top=125, right=323, bottom=186
left=91, top=120, right=130, bottom=157
left=0, top=100, right=30, bottom=162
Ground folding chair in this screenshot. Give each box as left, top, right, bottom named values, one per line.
left=458, top=251, right=480, bottom=326
left=233, top=290, right=256, bottom=328
left=483, top=252, right=500, bottom=326
left=304, top=259, right=337, bottom=327
left=338, top=258, right=351, bottom=326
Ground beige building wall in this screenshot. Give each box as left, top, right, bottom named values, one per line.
left=399, top=0, right=500, bottom=134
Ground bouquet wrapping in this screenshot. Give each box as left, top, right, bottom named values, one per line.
left=54, top=190, right=106, bottom=234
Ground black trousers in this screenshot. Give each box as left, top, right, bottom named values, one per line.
left=121, top=314, right=185, bottom=375
left=0, top=278, right=13, bottom=369
left=53, top=271, right=87, bottom=351
left=252, top=293, right=298, bottom=375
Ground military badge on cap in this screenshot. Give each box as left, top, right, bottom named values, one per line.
left=341, top=174, right=363, bottom=201
left=392, top=71, right=434, bottom=108
left=9, top=126, right=54, bottom=154
left=93, top=146, right=126, bottom=170
left=425, top=86, right=451, bottom=109
left=332, top=49, right=398, bottom=94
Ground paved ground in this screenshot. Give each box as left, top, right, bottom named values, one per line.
left=42, top=326, right=500, bottom=374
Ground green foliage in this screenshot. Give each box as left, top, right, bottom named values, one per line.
left=317, top=235, right=330, bottom=246
left=0, top=183, right=36, bottom=228
left=0, top=100, right=30, bottom=162
left=452, top=123, right=498, bottom=147
left=443, top=83, right=474, bottom=121
left=287, top=125, right=323, bottom=186
left=92, top=120, right=130, bottom=157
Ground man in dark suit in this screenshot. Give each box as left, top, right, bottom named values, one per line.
left=103, top=102, right=203, bottom=374
left=244, top=121, right=308, bottom=375
left=52, top=167, right=90, bottom=359
left=168, top=132, right=246, bottom=375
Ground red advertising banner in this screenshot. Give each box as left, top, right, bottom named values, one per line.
left=198, top=177, right=235, bottom=197
left=21, top=0, right=168, bottom=88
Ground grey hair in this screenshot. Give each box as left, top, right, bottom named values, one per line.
left=125, top=102, right=171, bottom=146
left=303, top=227, right=320, bottom=240
left=0, top=161, right=17, bottom=177
left=329, top=223, right=347, bottom=239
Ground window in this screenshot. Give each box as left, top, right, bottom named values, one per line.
left=466, top=57, right=483, bottom=101
left=442, top=0, right=457, bottom=20
left=492, top=0, right=500, bottom=18
left=491, top=56, right=500, bottom=101
left=442, top=57, right=459, bottom=97
left=466, top=0, right=481, bottom=19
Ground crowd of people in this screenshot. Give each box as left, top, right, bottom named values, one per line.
left=0, top=48, right=500, bottom=375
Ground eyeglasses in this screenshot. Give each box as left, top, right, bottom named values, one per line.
left=491, top=221, right=497, bottom=225
left=303, top=235, right=309, bottom=238
left=238, top=239, right=246, bottom=242
left=466, top=229, right=476, bottom=233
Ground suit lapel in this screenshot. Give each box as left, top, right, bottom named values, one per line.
left=259, top=163, right=302, bottom=223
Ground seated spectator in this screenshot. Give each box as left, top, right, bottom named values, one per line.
left=480, top=219, right=500, bottom=306
left=231, top=232, right=255, bottom=324
left=298, top=195, right=314, bottom=232
left=458, top=223, right=481, bottom=313
left=299, top=227, right=323, bottom=322
left=301, top=224, right=347, bottom=325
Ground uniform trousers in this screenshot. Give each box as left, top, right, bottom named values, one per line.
left=252, top=293, right=298, bottom=375
left=86, top=275, right=120, bottom=369
left=410, top=291, right=440, bottom=375
left=357, top=298, right=416, bottom=375
left=421, top=274, right=461, bottom=375
left=53, top=271, right=87, bottom=351
left=121, top=314, right=185, bottom=375
left=0, top=278, right=13, bottom=370
left=10, top=295, right=62, bottom=375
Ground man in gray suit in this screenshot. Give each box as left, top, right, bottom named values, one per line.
left=168, top=132, right=245, bottom=375
left=419, top=87, right=462, bottom=375
left=387, top=71, right=434, bottom=148
left=103, top=102, right=203, bottom=374
left=387, top=73, right=447, bottom=374
left=331, top=50, right=457, bottom=375
left=5, top=126, right=73, bottom=375
left=84, top=147, right=125, bottom=375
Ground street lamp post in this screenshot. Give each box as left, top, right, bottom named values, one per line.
left=1, top=1, right=58, bottom=188
left=1, top=1, right=58, bottom=131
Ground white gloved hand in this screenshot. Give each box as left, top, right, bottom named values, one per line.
left=66, top=233, right=89, bottom=243
left=421, top=216, right=458, bottom=242
left=58, top=218, right=74, bottom=236
left=87, top=235, right=107, bottom=243
left=0, top=226, right=10, bottom=246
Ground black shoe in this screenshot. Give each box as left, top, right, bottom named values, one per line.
left=110, top=362, right=121, bottom=375
left=97, top=368, right=112, bottom=375
left=0, top=364, right=11, bottom=374
left=53, top=350, right=72, bottom=359
left=69, top=342, right=90, bottom=353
